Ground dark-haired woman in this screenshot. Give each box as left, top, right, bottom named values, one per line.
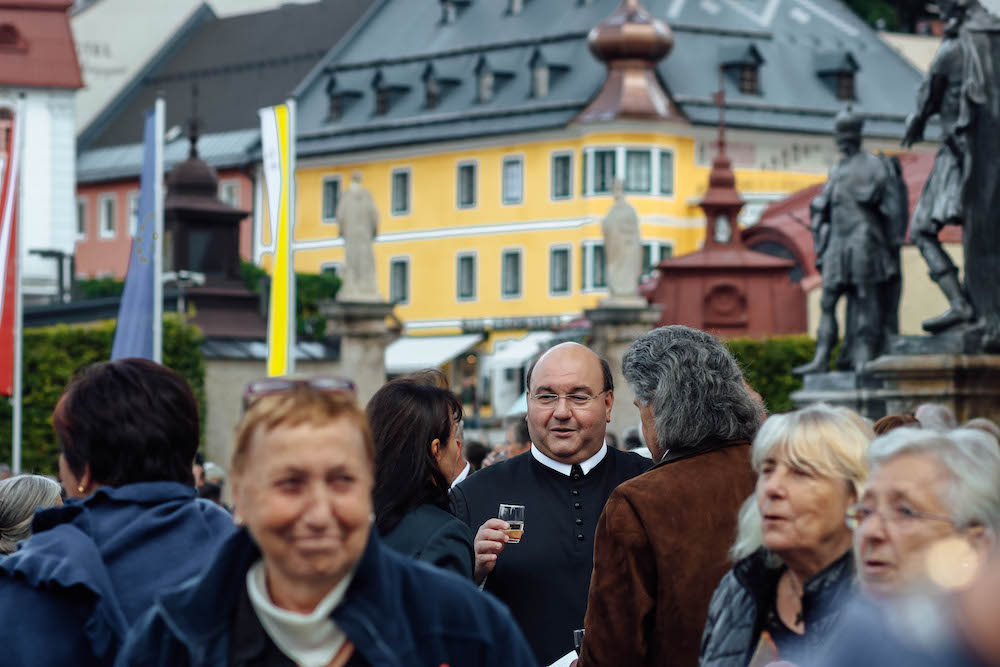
left=367, top=375, right=475, bottom=578
left=0, top=359, right=235, bottom=666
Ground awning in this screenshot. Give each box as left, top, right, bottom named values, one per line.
left=486, top=331, right=556, bottom=369
left=505, top=391, right=528, bottom=416
left=385, top=334, right=484, bottom=375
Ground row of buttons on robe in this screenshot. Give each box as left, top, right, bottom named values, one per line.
left=571, top=464, right=585, bottom=542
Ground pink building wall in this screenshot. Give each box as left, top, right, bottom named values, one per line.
left=75, top=168, right=254, bottom=279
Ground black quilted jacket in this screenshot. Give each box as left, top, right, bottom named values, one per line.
left=699, top=548, right=855, bottom=667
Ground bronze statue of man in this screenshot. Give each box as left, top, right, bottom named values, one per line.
left=904, top=0, right=1000, bottom=344
left=794, top=108, right=907, bottom=375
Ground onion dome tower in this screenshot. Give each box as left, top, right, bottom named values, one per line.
left=577, top=0, right=684, bottom=122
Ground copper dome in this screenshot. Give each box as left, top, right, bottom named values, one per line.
left=587, top=0, right=673, bottom=64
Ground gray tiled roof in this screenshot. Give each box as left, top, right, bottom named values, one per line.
left=77, top=128, right=259, bottom=184
left=81, top=0, right=374, bottom=150
left=292, top=0, right=926, bottom=156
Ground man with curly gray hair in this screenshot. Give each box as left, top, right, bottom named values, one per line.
left=577, top=325, right=763, bottom=667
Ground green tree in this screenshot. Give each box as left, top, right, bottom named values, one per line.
left=240, top=260, right=341, bottom=340
left=0, top=316, right=205, bottom=475
left=842, top=0, right=933, bottom=32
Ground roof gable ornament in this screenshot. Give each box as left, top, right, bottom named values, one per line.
left=576, top=0, right=684, bottom=123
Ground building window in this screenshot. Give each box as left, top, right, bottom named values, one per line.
left=320, top=262, right=341, bottom=277
left=551, top=153, right=572, bottom=200
left=549, top=246, right=570, bottom=296
left=127, top=191, right=140, bottom=238
left=99, top=194, right=116, bottom=239
left=457, top=162, right=477, bottom=208
left=642, top=242, right=673, bottom=276
left=659, top=150, right=674, bottom=196
left=739, top=65, right=760, bottom=94
left=582, top=242, right=606, bottom=290
left=322, top=177, right=340, bottom=222
left=390, top=258, right=409, bottom=304
left=591, top=149, right=615, bottom=194
left=502, top=156, right=523, bottom=205
left=76, top=197, right=87, bottom=239
left=457, top=252, right=476, bottom=301
left=625, top=149, right=652, bottom=193
left=836, top=71, right=855, bottom=101
left=218, top=180, right=240, bottom=207
left=501, top=249, right=522, bottom=298
left=391, top=168, right=410, bottom=215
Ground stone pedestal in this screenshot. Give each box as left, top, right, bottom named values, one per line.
left=584, top=304, right=662, bottom=445
left=792, top=330, right=1000, bottom=422
left=320, top=300, right=399, bottom=406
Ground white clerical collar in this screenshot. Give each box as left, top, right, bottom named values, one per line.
left=450, top=461, right=471, bottom=488
left=246, top=560, right=355, bottom=667
left=530, top=442, right=608, bottom=476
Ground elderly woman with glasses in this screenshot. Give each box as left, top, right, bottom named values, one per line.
left=851, top=427, right=1000, bottom=596
left=118, top=379, right=535, bottom=667
left=700, top=403, right=873, bottom=667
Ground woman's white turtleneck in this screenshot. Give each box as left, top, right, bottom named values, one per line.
left=246, top=560, right=355, bottom=667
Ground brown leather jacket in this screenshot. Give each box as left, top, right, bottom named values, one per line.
left=579, top=441, right=754, bottom=667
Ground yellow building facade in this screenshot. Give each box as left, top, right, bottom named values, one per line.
left=258, top=124, right=825, bottom=343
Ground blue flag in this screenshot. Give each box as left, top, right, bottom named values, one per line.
left=111, top=109, right=158, bottom=360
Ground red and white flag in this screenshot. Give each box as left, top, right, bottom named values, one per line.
left=0, top=108, right=21, bottom=396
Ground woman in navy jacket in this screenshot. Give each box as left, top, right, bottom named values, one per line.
left=367, top=372, right=474, bottom=577
left=117, top=381, right=534, bottom=666
left=0, top=359, right=235, bottom=666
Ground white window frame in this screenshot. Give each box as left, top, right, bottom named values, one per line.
left=127, top=190, right=140, bottom=238
left=75, top=196, right=88, bottom=240
left=218, top=179, right=241, bottom=207
left=322, top=175, right=341, bottom=223
left=581, top=240, right=607, bottom=292
left=389, top=256, right=410, bottom=305
left=550, top=150, right=573, bottom=201
left=582, top=146, right=675, bottom=199
left=391, top=167, right=411, bottom=216
left=548, top=243, right=572, bottom=297
left=98, top=193, right=116, bottom=240
left=457, top=160, right=478, bottom=209
left=500, top=247, right=523, bottom=300
left=320, top=261, right=343, bottom=277
left=456, top=251, right=477, bottom=302
left=501, top=154, right=523, bottom=205
left=624, top=148, right=653, bottom=194
left=641, top=240, right=675, bottom=276
left=658, top=148, right=675, bottom=197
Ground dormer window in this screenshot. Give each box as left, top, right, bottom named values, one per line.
left=474, top=56, right=514, bottom=105
left=815, top=50, right=859, bottom=102
left=836, top=71, right=855, bottom=101
left=440, top=0, right=471, bottom=24
left=508, top=0, right=524, bottom=15
left=421, top=63, right=461, bottom=110
left=739, top=65, right=759, bottom=94
left=531, top=52, right=549, bottom=98
left=720, top=43, right=764, bottom=96
left=0, top=24, right=27, bottom=52
left=371, top=70, right=410, bottom=117
left=324, top=75, right=361, bottom=123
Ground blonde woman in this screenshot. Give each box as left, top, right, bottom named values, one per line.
left=700, top=404, right=873, bottom=666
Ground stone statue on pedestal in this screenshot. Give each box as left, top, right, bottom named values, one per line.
left=600, top=179, right=643, bottom=305
left=336, top=172, right=380, bottom=302
left=903, top=0, right=1000, bottom=348
left=794, top=108, right=907, bottom=375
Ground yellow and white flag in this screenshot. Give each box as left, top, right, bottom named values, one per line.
left=259, top=100, right=297, bottom=376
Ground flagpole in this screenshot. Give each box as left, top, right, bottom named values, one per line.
left=152, top=96, right=164, bottom=364
left=11, top=95, right=24, bottom=474
left=285, top=98, right=296, bottom=374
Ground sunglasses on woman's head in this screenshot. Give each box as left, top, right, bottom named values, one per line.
left=241, top=376, right=356, bottom=411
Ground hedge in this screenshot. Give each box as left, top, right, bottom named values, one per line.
left=724, top=335, right=816, bottom=414
left=0, top=316, right=204, bottom=475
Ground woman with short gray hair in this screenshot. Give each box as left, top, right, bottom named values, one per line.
left=0, top=475, right=62, bottom=555
left=852, top=426, right=1000, bottom=596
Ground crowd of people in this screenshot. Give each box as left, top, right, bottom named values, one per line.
left=1, top=325, right=1000, bottom=666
